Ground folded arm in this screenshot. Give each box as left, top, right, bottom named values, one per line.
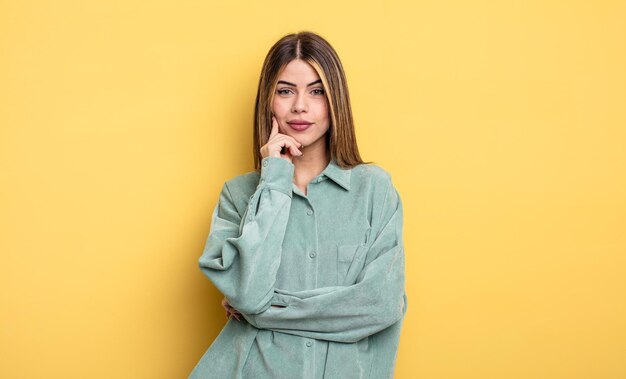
left=198, top=157, right=295, bottom=315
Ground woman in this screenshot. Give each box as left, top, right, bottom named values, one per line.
left=189, top=31, right=407, bottom=379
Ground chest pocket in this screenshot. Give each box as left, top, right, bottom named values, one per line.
left=337, top=244, right=368, bottom=286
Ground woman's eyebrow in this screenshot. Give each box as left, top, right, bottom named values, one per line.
left=277, top=79, right=322, bottom=87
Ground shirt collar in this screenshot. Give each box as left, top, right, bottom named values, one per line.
left=320, top=159, right=351, bottom=191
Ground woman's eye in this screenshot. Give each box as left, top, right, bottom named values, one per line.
left=311, top=88, right=325, bottom=95
left=277, top=88, right=293, bottom=95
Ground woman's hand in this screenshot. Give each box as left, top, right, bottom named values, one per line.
left=260, top=116, right=303, bottom=163
left=221, top=297, right=241, bottom=321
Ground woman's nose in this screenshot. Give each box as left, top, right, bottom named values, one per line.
left=292, top=94, right=307, bottom=113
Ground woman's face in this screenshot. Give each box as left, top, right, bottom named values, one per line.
left=271, top=59, right=330, bottom=151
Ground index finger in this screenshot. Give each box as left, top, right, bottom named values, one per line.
left=269, top=116, right=279, bottom=139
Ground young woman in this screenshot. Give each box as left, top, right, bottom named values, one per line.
left=189, top=31, right=407, bottom=379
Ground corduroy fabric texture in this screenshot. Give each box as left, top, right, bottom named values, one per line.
left=189, top=156, right=407, bottom=379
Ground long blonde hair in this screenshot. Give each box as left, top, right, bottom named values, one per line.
left=252, top=31, right=370, bottom=170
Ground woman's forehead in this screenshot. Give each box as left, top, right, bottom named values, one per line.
left=277, top=59, right=321, bottom=84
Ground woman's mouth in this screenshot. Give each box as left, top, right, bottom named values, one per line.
left=287, top=121, right=313, bottom=131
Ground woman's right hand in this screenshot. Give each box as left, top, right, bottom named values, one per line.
left=221, top=297, right=242, bottom=321
left=260, top=116, right=303, bottom=163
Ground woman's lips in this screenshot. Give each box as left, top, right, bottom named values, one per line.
left=287, top=122, right=312, bottom=131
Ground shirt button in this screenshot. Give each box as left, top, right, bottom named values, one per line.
left=309, top=251, right=317, bottom=258
left=306, top=341, right=313, bottom=347
left=306, top=209, right=314, bottom=216
left=263, top=160, right=269, bottom=167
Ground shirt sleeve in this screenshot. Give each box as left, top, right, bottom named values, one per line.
left=198, top=156, right=295, bottom=315
left=242, top=178, right=407, bottom=343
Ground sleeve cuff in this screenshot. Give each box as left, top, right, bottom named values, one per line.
left=250, top=292, right=293, bottom=326
left=260, top=156, right=295, bottom=196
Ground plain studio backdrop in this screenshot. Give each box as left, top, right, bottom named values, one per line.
left=1, top=1, right=625, bottom=378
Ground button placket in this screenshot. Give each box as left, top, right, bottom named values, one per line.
left=302, top=199, right=319, bottom=289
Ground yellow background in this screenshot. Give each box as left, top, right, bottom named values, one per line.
left=1, top=0, right=625, bottom=378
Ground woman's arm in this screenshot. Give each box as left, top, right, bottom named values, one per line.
left=242, top=179, right=407, bottom=343
left=198, top=156, right=294, bottom=315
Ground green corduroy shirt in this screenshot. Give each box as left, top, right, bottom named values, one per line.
left=189, top=156, right=407, bottom=379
